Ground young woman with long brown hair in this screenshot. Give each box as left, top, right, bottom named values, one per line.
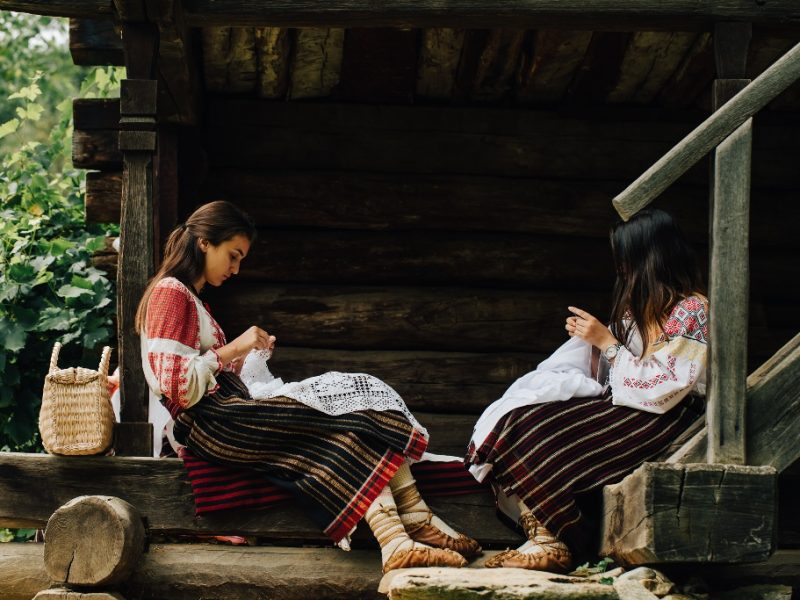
left=467, top=208, right=708, bottom=572
left=136, top=200, right=480, bottom=573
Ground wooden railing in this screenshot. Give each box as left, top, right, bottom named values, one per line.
left=612, top=39, right=800, bottom=466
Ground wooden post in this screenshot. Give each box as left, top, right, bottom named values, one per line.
left=706, top=22, right=752, bottom=465
left=115, top=20, right=159, bottom=456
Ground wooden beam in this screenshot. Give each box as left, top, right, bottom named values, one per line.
left=0, top=423, right=514, bottom=544
left=207, top=284, right=609, bottom=354
left=469, top=29, right=526, bottom=102
left=515, top=29, right=592, bottom=105
left=607, top=32, right=697, bottom=104
left=612, top=40, right=800, bottom=220
left=69, top=18, right=124, bottom=66
left=145, top=0, right=201, bottom=125
left=254, top=27, right=291, bottom=99
left=416, top=28, right=465, bottom=100
left=0, top=543, right=386, bottom=600
left=201, top=27, right=258, bottom=93
left=658, top=32, right=714, bottom=109
left=706, top=23, right=753, bottom=465
left=236, top=230, right=615, bottom=290
left=669, top=332, right=800, bottom=473
left=601, top=462, right=776, bottom=565
left=0, top=0, right=113, bottom=18
left=267, top=347, right=544, bottom=414
left=746, top=332, right=800, bottom=472
left=179, top=0, right=800, bottom=29
left=288, top=28, right=345, bottom=99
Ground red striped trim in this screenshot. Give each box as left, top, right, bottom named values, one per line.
left=179, top=446, right=488, bottom=526
left=325, top=450, right=405, bottom=542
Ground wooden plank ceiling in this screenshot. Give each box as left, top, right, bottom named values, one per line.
left=196, top=27, right=800, bottom=111
left=71, top=19, right=800, bottom=111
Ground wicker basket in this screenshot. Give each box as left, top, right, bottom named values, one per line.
left=39, top=342, right=115, bottom=455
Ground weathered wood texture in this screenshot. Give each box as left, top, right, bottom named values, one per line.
left=69, top=18, right=124, bottom=66
left=239, top=231, right=615, bottom=290
left=0, top=450, right=515, bottom=546
left=254, top=27, right=290, bottom=99
left=289, top=28, right=345, bottom=99
left=601, top=463, right=777, bottom=566
left=707, top=118, right=752, bottom=464
left=607, top=32, right=696, bottom=104
left=0, top=1, right=114, bottom=18
left=72, top=98, right=800, bottom=186
left=116, top=78, right=157, bottom=456
left=178, top=0, right=800, bottom=29
left=658, top=32, right=714, bottom=109
left=746, top=333, right=800, bottom=472
left=269, top=348, right=544, bottom=413
left=206, top=284, right=609, bottom=354
left=0, top=542, right=50, bottom=600
left=85, top=162, right=800, bottom=250
left=146, top=0, right=201, bottom=126
left=417, top=29, right=465, bottom=99
left=669, top=333, right=800, bottom=473
left=34, top=589, right=125, bottom=600
left=199, top=99, right=796, bottom=186
left=663, top=549, right=800, bottom=591
left=0, top=543, right=386, bottom=600
left=516, top=30, right=592, bottom=104
left=388, top=568, right=618, bottom=600
left=201, top=27, right=257, bottom=93
left=613, top=41, right=800, bottom=219
left=44, top=496, right=145, bottom=586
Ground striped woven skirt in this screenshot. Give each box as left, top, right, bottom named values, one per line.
left=172, top=371, right=428, bottom=542
left=465, top=394, right=703, bottom=552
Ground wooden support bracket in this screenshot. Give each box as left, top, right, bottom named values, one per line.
left=601, top=462, right=776, bottom=566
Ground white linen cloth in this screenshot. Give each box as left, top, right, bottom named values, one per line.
left=468, top=308, right=707, bottom=482
left=469, top=335, right=604, bottom=481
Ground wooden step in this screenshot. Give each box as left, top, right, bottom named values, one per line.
left=0, top=451, right=517, bottom=546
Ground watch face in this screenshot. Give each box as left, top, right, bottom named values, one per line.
left=605, top=345, right=619, bottom=359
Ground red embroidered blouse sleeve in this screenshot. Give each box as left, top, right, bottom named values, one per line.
left=144, top=281, right=221, bottom=409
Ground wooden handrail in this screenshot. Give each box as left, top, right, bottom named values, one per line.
left=613, top=40, right=800, bottom=220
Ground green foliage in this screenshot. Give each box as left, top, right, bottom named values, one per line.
left=0, top=528, right=36, bottom=542
left=571, top=557, right=616, bottom=581
left=0, top=13, right=83, bottom=153
left=0, top=13, right=124, bottom=454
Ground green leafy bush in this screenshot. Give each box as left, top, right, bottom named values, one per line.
left=0, top=69, right=122, bottom=452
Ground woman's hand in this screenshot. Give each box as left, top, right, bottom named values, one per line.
left=217, top=326, right=276, bottom=366
left=566, top=306, right=618, bottom=350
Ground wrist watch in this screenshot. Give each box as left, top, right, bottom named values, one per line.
left=603, top=342, right=622, bottom=360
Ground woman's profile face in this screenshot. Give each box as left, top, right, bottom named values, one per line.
left=200, top=233, right=251, bottom=287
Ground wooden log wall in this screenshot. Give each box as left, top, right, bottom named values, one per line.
left=75, top=97, right=800, bottom=421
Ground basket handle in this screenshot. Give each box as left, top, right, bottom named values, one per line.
left=98, top=346, right=112, bottom=376
left=49, top=342, right=62, bottom=374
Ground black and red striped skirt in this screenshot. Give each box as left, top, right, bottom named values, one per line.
left=466, top=394, right=703, bottom=552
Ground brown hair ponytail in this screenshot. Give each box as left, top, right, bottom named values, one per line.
left=134, top=200, right=256, bottom=332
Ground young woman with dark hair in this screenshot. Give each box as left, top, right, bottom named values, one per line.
left=466, top=208, right=708, bottom=572
left=136, top=200, right=480, bottom=573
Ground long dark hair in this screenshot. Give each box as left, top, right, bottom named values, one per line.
left=135, top=200, right=256, bottom=332
left=608, top=208, right=705, bottom=351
